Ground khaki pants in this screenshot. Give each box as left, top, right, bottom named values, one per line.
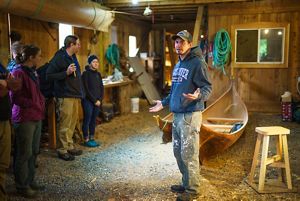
left=56, top=98, right=79, bottom=154
left=0, top=120, right=11, bottom=201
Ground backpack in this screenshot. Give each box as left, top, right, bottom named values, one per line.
left=36, top=62, right=54, bottom=98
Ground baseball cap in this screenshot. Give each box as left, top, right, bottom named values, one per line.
left=171, top=30, right=193, bottom=42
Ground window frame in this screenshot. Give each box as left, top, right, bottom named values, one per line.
left=231, top=22, right=290, bottom=68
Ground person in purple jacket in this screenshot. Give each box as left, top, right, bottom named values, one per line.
left=10, top=45, right=45, bottom=199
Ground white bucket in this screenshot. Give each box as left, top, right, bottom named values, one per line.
left=131, top=97, right=139, bottom=113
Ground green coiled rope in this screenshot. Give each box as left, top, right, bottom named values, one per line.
left=213, top=29, right=232, bottom=75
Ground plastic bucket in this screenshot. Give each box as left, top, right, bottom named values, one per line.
left=131, top=97, right=139, bottom=113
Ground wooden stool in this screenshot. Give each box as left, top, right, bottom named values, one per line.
left=247, top=126, right=295, bottom=193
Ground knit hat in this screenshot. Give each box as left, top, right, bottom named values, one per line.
left=171, top=30, right=193, bottom=42
left=88, top=55, right=98, bottom=64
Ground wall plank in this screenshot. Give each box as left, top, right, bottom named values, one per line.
left=9, top=15, right=58, bottom=65
left=0, top=13, right=8, bottom=66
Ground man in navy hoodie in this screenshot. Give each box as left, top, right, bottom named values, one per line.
left=150, top=30, right=212, bottom=201
left=47, top=35, right=84, bottom=161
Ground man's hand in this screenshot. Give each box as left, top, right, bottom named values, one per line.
left=0, top=79, right=7, bottom=88
left=66, top=63, right=76, bottom=76
left=95, top=100, right=101, bottom=107
left=149, top=100, right=163, bottom=112
left=182, top=88, right=201, bottom=101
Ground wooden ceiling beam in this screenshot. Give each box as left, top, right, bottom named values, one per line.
left=115, top=8, right=198, bottom=13
left=103, top=0, right=249, bottom=7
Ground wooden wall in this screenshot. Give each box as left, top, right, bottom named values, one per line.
left=207, top=0, right=300, bottom=113
left=9, top=15, right=58, bottom=65
left=112, top=15, right=150, bottom=57
left=0, top=13, right=8, bottom=66
left=74, top=27, right=110, bottom=76
left=0, top=13, right=110, bottom=75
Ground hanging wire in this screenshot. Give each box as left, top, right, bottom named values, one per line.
left=212, top=29, right=232, bottom=75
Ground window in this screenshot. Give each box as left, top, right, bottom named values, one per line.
left=231, top=22, right=290, bottom=68
left=129, top=35, right=139, bottom=57
left=59, top=23, right=73, bottom=48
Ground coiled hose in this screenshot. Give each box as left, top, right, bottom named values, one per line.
left=213, top=29, right=232, bottom=74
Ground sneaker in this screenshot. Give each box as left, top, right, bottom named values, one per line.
left=30, top=182, right=46, bottom=191
left=90, top=139, right=100, bottom=147
left=17, top=188, right=38, bottom=199
left=84, top=141, right=96, bottom=148
left=171, top=185, right=185, bottom=193
left=58, top=152, right=75, bottom=161
left=176, top=192, right=199, bottom=201
left=67, top=149, right=83, bottom=156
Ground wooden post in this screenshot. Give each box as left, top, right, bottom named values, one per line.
left=166, top=35, right=176, bottom=69
left=192, top=6, right=204, bottom=47
left=48, top=98, right=56, bottom=149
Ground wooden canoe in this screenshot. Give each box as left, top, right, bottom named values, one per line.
left=153, top=81, right=248, bottom=164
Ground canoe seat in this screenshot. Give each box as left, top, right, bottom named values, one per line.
left=206, top=117, right=244, bottom=124
left=202, top=124, right=233, bottom=129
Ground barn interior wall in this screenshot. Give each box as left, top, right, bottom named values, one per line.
left=208, top=0, right=300, bottom=113
left=0, top=13, right=111, bottom=75
left=111, top=15, right=150, bottom=58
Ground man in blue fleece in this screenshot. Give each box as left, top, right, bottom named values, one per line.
left=150, top=30, right=212, bottom=201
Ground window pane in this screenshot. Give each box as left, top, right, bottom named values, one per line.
left=59, top=24, right=73, bottom=48
left=259, top=29, right=283, bottom=62
left=129, top=35, right=138, bottom=57
left=236, top=30, right=258, bottom=62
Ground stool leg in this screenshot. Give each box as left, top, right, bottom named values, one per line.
left=249, top=134, right=262, bottom=183
left=282, top=135, right=292, bottom=189
left=258, top=135, right=269, bottom=191
left=276, top=135, right=284, bottom=182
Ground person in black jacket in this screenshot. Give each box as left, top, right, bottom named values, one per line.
left=46, top=35, right=84, bottom=161
left=81, top=55, right=103, bottom=147
left=0, top=63, right=21, bottom=201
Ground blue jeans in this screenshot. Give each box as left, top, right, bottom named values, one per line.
left=172, top=111, right=202, bottom=195
left=82, top=99, right=100, bottom=140
left=13, top=121, right=41, bottom=190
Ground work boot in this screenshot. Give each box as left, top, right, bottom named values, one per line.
left=58, top=152, right=75, bottom=161
left=171, top=185, right=185, bottom=193
left=67, top=149, right=83, bottom=156
left=17, top=188, right=38, bottom=199
left=30, top=182, right=46, bottom=191
left=176, top=192, right=199, bottom=201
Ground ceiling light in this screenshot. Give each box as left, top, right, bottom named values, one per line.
left=143, top=6, right=152, bottom=16
left=264, top=29, right=269, bottom=34
left=132, top=0, right=138, bottom=5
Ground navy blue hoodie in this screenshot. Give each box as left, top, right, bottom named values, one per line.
left=161, top=46, right=212, bottom=113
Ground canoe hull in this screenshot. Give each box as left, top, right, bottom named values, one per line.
left=154, top=81, right=248, bottom=164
